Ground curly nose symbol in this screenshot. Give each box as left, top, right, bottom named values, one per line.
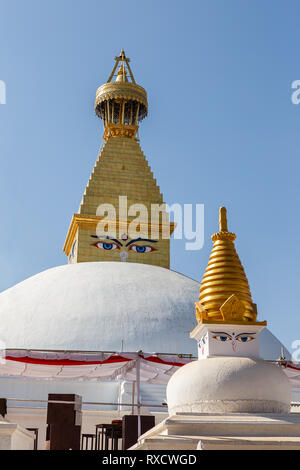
left=120, top=251, right=128, bottom=262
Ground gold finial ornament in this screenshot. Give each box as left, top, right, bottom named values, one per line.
left=195, top=207, right=266, bottom=326
left=116, top=65, right=128, bottom=82
left=219, top=206, right=228, bottom=231
left=95, top=50, right=148, bottom=140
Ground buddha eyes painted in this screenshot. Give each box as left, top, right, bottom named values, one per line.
left=90, top=235, right=157, bottom=257
left=92, top=241, right=156, bottom=253
left=212, top=332, right=256, bottom=344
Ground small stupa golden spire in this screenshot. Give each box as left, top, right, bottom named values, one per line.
left=195, top=207, right=266, bottom=325
left=116, top=64, right=128, bottom=82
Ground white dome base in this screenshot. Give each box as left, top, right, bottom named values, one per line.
left=167, top=357, right=291, bottom=415
left=167, top=399, right=289, bottom=415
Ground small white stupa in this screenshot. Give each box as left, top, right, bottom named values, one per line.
left=132, top=208, right=300, bottom=451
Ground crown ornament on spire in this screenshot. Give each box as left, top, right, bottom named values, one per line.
left=95, top=50, right=148, bottom=140
left=195, top=207, right=266, bottom=326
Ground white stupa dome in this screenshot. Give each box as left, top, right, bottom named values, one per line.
left=0, top=261, right=291, bottom=359
left=0, top=262, right=200, bottom=354
left=167, top=357, right=292, bottom=414
left=0, top=260, right=295, bottom=412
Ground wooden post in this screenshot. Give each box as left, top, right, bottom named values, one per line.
left=131, top=381, right=135, bottom=415
left=136, top=358, right=141, bottom=438
left=0, top=398, right=7, bottom=417
left=46, top=394, right=82, bottom=450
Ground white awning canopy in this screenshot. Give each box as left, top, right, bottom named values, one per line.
left=0, top=350, right=195, bottom=384
left=0, top=350, right=299, bottom=387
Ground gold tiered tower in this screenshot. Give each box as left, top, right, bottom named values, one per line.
left=63, top=50, right=174, bottom=267
left=195, top=207, right=266, bottom=325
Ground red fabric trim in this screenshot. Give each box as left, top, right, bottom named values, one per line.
left=286, top=363, right=300, bottom=371
left=3, top=355, right=298, bottom=373
left=3, top=354, right=189, bottom=367
left=4, top=355, right=130, bottom=366
left=142, top=355, right=187, bottom=367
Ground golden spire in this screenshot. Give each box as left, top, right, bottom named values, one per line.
left=195, top=207, right=266, bottom=325
left=63, top=51, right=174, bottom=268
left=94, top=49, right=148, bottom=140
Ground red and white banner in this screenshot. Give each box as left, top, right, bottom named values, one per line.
left=0, top=350, right=299, bottom=387
left=0, top=350, right=195, bottom=384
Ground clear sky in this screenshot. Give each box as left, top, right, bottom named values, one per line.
left=0, top=0, right=299, bottom=354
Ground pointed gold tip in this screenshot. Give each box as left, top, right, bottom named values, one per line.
left=197, top=206, right=266, bottom=325
left=219, top=206, right=228, bottom=232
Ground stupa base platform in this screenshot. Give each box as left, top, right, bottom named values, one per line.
left=130, top=411, right=300, bottom=450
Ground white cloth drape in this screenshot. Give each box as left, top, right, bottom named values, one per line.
left=1, top=350, right=299, bottom=387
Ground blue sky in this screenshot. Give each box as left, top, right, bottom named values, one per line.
left=0, top=0, right=300, bottom=353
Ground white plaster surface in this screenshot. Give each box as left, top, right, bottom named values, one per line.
left=0, top=261, right=290, bottom=359
left=0, top=262, right=199, bottom=354
left=167, top=357, right=292, bottom=414
left=0, top=417, right=35, bottom=450
left=132, top=412, right=300, bottom=450
left=193, top=324, right=264, bottom=359
left=136, top=411, right=300, bottom=437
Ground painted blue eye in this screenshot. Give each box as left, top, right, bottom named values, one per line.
left=93, top=242, right=119, bottom=251
left=236, top=336, right=255, bottom=343
left=103, top=243, right=113, bottom=250
left=130, top=245, right=155, bottom=253
left=136, top=246, right=146, bottom=253
left=213, top=335, right=231, bottom=342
